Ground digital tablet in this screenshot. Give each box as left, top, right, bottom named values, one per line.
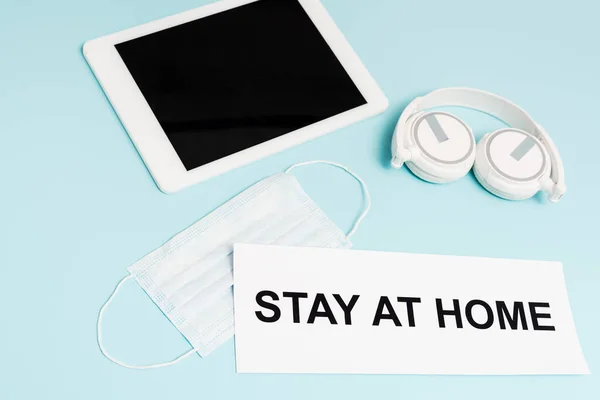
left=84, top=0, right=388, bottom=193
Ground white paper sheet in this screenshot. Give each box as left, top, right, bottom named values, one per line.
left=233, top=244, right=589, bottom=375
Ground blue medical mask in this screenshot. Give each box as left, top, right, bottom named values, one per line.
left=97, top=161, right=370, bottom=369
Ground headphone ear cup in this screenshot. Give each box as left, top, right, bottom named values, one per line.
left=404, top=111, right=476, bottom=183
left=391, top=112, right=425, bottom=168
left=473, top=129, right=551, bottom=200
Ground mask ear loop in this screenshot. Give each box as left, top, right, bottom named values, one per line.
left=285, top=160, right=371, bottom=239
left=97, top=275, right=198, bottom=369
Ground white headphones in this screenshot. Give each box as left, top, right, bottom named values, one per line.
left=391, top=87, right=566, bottom=202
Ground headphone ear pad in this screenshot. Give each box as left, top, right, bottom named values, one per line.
left=473, top=129, right=551, bottom=200
left=473, top=132, right=496, bottom=192
left=404, top=111, right=476, bottom=183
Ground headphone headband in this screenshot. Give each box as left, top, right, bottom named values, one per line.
left=419, top=88, right=537, bottom=132
left=395, top=87, right=565, bottom=201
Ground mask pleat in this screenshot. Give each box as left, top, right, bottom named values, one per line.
left=126, top=173, right=353, bottom=357
left=150, top=197, right=281, bottom=285
left=169, top=197, right=315, bottom=313
left=149, top=179, right=298, bottom=291
left=166, top=253, right=233, bottom=311
left=274, top=208, right=347, bottom=248
left=186, top=290, right=234, bottom=334
left=177, top=272, right=235, bottom=318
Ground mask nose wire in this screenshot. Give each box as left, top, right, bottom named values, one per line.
left=97, top=274, right=198, bottom=369
left=285, top=160, right=371, bottom=239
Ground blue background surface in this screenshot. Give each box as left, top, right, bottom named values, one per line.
left=0, top=0, right=598, bottom=398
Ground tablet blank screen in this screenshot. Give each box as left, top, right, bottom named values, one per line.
left=115, top=0, right=367, bottom=171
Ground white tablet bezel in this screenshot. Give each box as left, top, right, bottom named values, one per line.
left=83, top=0, right=388, bottom=193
